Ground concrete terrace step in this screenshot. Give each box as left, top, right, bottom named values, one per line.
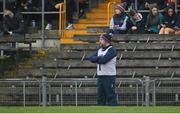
left=91, top=8, right=114, bottom=13
left=25, top=30, right=59, bottom=39
left=18, top=68, right=180, bottom=78
left=73, top=23, right=108, bottom=29
left=86, top=13, right=108, bottom=19
left=60, top=38, right=86, bottom=44
left=79, top=19, right=107, bottom=24
left=87, top=26, right=109, bottom=33
left=32, top=59, right=180, bottom=68
left=61, top=43, right=180, bottom=51
left=47, top=51, right=180, bottom=60
left=74, top=34, right=180, bottom=43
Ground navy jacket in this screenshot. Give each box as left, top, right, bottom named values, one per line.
left=164, top=14, right=176, bottom=28
left=89, top=45, right=117, bottom=64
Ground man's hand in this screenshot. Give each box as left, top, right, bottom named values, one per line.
left=131, top=26, right=137, bottom=30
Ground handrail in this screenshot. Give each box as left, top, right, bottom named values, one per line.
left=107, top=2, right=116, bottom=25
left=56, top=1, right=66, bottom=38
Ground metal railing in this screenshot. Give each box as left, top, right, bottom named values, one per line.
left=1, top=77, right=180, bottom=107
left=107, top=2, right=115, bottom=25
left=0, top=78, right=144, bottom=107
left=56, top=3, right=66, bottom=38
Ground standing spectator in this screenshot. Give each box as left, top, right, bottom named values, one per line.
left=65, top=0, right=75, bottom=30
left=2, top=3, right=25, bottom=47
left=109, top=2, right=129, bottom=35
left=145, top=6, right=164, bottom=34
left=16, top=0, right=41, bottom=28
left=16, top=0, right=41, bottom=12
left=79, top=0, right=88, bottom=18
left=174, top=14, right=180, bottom=34
left=45, top=0, right=63, bottom=30
left=122, top=0, right=144, bottom=10
left=127, top=9, right=144, bottom=33
left=89, top=34, right=118, bottom=106
left=159, top=6, right=176, bottom=34
left=145, top=0, right=167, bottom=10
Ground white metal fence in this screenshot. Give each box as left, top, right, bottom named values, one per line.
left=0, top=77, right=180, bottom=107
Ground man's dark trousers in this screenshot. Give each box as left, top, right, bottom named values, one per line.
left=97, top=76, right=117, bottom=106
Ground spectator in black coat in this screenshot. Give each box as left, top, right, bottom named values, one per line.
left=159, top=6, right=176, bottom=34
left=3, top=3, right=25, bottom=47
left=127, top=9, right=144, bottom=33
left=3, top=3, right=25, bottom=35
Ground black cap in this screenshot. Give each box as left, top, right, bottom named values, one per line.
left=101, top=34, right=112, bottom=43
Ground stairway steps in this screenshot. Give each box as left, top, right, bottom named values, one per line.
left=99, top=3, right=109, bottom=9
left=60, top=1, right=115, bottom=44
left=91, top=8, right=114, bottom=13
left=73, top=24, right=108, bottom=29
left=79, top=19, right=107, bottom=24
left=60, top=38, right=86, bottom=44
left=86, top=13, right=108, bottom=18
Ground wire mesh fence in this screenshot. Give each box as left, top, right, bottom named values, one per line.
left=0, top=78, right=180, bottom=107
left=155, top=78, right=180, bottom=106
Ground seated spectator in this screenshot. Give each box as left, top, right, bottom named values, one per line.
left=16, top=0, right=41, bottom=12
left=159, top=6, right=176, bottom=34
left=145, top=0, right=167, bottom=10
left=3, top=4, right=25, bottom=35
left=2, top=3, right=25, bottom=47
left=145, top=6, right=164, bottom=34
left=174, top=14, right=180, bottom=34
left=127, top=9, right=144, bottom=33
left=108, top=2, right=129, bottom=35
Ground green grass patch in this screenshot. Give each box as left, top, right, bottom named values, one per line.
left=0, top=106, right=180, bottom=113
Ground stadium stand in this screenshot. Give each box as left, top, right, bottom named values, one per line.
left=0, top=0, right=180, bottom=106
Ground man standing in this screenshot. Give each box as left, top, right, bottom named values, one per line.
left=89, top=34, right=118, bottom=106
